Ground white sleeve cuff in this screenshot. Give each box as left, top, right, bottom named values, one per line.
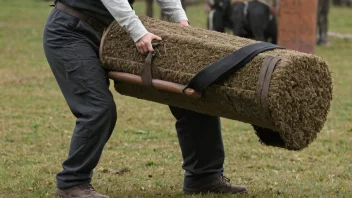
left=128, top=20, right=149, bottom=42
left=169, top=10, right=188, bottom=23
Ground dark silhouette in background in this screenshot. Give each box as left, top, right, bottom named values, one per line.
left=206, top=0, right=278, bottom=44
left=317, top=0, right=330, bottom=46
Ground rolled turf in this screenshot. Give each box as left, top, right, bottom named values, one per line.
left=99, top=16, right=333, bottom=151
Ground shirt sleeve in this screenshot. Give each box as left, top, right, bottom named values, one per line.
left=154, top=0, right=188, bottom=22
left=101, top=0, right=148, bottom=42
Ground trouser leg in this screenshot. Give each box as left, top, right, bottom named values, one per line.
left=319, top=15, right=327, bottom=43
left=43, top=9, right=117, bottom=189
left=318, top=0, right=330, bottom=44
left=265, top=16, right=278, bottom=44
left=169, top=106, right=224, bottom=188
left=231, top=2, right=246, bottom=36
left=208, top=8, right=226, bottom=32
left=247, top=1, right=270, bottom=41
left=320, top=13, right=328, bottom=43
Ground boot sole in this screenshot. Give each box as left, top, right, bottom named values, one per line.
left=183, top=188, right=248, bottom=195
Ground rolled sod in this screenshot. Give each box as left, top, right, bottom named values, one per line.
left=100, top=17, right=333, bottom=151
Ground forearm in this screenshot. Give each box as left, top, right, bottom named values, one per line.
left=154, top=0, right=188, bottom=22
left=101, top=0, right=148, bottom=42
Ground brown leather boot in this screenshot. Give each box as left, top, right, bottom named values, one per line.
left=55, top=183, right=109, bottom=198
left=183, top=175, right=248, bottom=195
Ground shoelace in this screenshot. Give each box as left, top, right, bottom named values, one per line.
left=79, top=183, right=96, bottom=192
left=219, top=175, right=232, bottom=188
left=220, top=175, right=230, bottom=183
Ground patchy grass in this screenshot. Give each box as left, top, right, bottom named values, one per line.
left=0, top=0, right=351, bottom=197
left=329, top=6, right=352, bottom=34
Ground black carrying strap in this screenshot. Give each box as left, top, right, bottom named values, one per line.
left=183, top=42, right=284, bottom=93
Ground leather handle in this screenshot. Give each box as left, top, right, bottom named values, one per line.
left=140, top=42, right=160, bottom=88
left=141, top=52, right=154, bottom=87
left=256, top=56, right=282, bottom=124
left=109, top=72, right=201, bottom=99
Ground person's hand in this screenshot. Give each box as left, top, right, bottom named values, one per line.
left=270, top=6, right=277, bottom=16
left=178, top=20, right=189, bottom=27
left=204, top=3, right=211, bottom=13
left=135, top=33, right=162, bottom=55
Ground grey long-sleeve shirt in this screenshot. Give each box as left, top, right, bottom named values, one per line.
left=101, top=0, right=188, bottom=42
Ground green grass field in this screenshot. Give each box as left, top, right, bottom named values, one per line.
left=0, top=0, right=351, bottom=197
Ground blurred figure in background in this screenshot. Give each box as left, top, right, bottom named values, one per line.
left=230, top=0, right=248, bottom=37
left=205, top=0, right=233, bottom=32
left=246, top=0, right=279, bottom=43
left=204, top=0, right=278, bottom=44
left=230, top=0, right=278, bottom=43
left=317, top=0, right=330, bottom=46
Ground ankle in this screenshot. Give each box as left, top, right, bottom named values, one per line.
left=184, top=173, right=222, bottom=189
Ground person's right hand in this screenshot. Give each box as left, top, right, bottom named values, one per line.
left=204, top=3, right=211, bottom=13
left=270, top=6, right=277, bottom=16
left=135, top=33, right=162, bottom=55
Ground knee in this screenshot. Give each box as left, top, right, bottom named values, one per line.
left=105, top=99, right=117, bottom=121
left=93, top=97, right=117, bottom=122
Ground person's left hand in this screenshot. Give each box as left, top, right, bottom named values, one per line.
left=178, top=20, right=189, bottom=27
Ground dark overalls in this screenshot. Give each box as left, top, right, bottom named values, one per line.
left=43, top=0, right=225, bottom=190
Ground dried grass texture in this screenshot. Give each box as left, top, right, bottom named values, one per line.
left=100, top=17, right=333, bottom=151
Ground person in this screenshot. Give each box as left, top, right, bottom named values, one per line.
left=205, top=0, right=233, bottom=32
left=317, top=0, right=330, bottom=46
left=230, top=0, right=248, bottom=37
left=43, top=0, right=248, bottom=197
left=246, top=0, right=279, bottom=43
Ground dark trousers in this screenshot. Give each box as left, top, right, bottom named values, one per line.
left=265, top=16, right=278, bottom=44
left=247, top=1, right=270, bottom=42
left=231, top=2, right=248, bottom=37
left=317, top=0, right=330, bottom=44
left=43, top=8, right=224, bottom=189
left=207, top=0, right=232, bottom=32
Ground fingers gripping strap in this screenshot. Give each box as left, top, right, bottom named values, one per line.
left=183, top=42, right=284, bottom=92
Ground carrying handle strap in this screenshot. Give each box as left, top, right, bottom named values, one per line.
left=183, top=42, right=284, bottom=93
left=141, top=42, right=160, bottom=88
left=256, top=56, right=282, bottom=123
